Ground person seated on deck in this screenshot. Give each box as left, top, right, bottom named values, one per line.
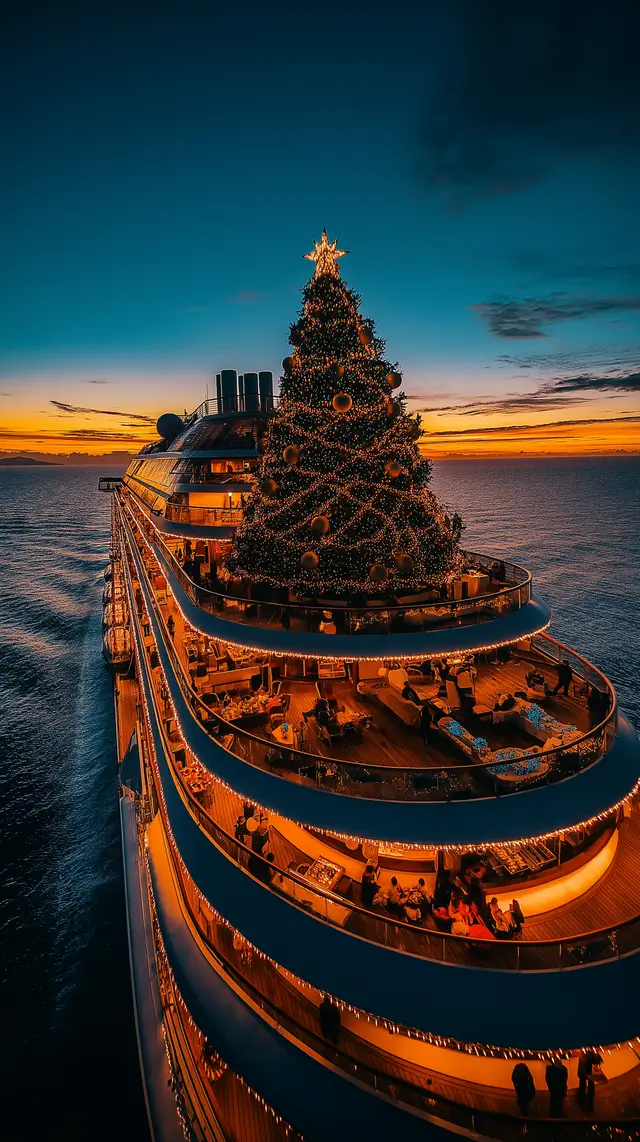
left=510, top=899, right=525, bottom=935
left=407, top=877, right=431, bottom=921
left=448, top=887, right=471, bottom=936
left=431, top=869, right=453, bottom=929
left=456, top=664, right=474, bottom=692
left=323, top=713, right=344, bottom=743
left=386, top=877, right=407, bottom=918
left=458, top=865, right=487, bottom=923
left=303, top=697, right=332, bottom=726
left=404, top=893, right=423, bottom=925
left=361, top=863, right=380, bottom=908
left=488, top=897, right=518, bottom=939
left=401, top=679, right=422, bottom=705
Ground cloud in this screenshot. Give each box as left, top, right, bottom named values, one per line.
left=50, top=400, right=155, bottom=423
left=425, top=414, right=640, bottom=438
left=497, top=346, right=640, bottom=372
left=419, top=366, right=640, bottom=417
left=417, top=0, right=640, bottom=198
left=0, top=427, right=153, bottom=444
left=473, top=295, right=640, bottom=338
left=420, top=395, right=593, bottom=417
left=509, top=257, right=640, bottom=289
left=87, top=379, right=111, bottom=385
left=0, top=391, right=11, bottom=396
left=544, top=372, right=640, bottom=395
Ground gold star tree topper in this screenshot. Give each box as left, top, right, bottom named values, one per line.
left=304, top=228, right=348, bottom=278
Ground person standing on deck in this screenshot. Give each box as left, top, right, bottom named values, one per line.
left=578, top=1049, right=603, bottom=1108
left=511, top=1062, right=535, bottom=1114
left=318, top=997, right=341, bottom=1044
left=551, top=659, right=573, bottom=696
left=545, top=1058, right=568, bottom=1116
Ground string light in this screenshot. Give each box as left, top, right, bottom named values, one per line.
left=120, top=504, right=632, bottom=859
left=123, top=491, right=538, bottom=660
left=227, top=245, right=462, bottom=593
left=122, top=535, right=640, bottom=1084
left=140, top=733, right=640, bottom=1066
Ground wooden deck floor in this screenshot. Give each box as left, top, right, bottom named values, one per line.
left=114, top=675, right=138, bottom=763
left=141, top=587, right=637, bottom=955
left=197, top=768, right=640, bottom=964
left=212, top=909, right=640, bottom=1125
left=524, top=811, right=640, bottom=940
left=161, top=572, right=591, bottom=773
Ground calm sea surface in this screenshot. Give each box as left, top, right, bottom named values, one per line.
left=0, top=457, right=638, bottom=1138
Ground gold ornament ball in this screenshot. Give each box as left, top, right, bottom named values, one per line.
left=310, top=515, right=330, bottom=535
left=369, top=562, right=387, bottom=583
left=385, top=460, right=402, bottom=478
left=332, top=392, right=353, bottom=413
left=385, top=400, right=401, bottom=418
left=358, top=326, right=373, bottom=345
left=386, top=372, right=402, bottom=389
left=282, top=356, right=293, bottom=372
left=283, top=445, right=300, bottom=464
left=394, top=552, right=414, bottom=575
left=300, top=550, right=319, bottom=570
left=261, top=478, right=278, bottom=496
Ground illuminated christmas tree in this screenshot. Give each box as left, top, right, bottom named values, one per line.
left=228, top=230, right=462, bottom=594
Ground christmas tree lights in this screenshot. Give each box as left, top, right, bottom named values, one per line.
left=228, top=232, right=463, bottom=594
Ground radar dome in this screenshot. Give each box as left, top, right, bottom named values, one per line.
left=156, top=413, right=184, bottom=442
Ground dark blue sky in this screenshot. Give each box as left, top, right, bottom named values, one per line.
left=2, top=0, right=640, bottom=455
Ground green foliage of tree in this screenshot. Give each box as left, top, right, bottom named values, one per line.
left=228, top=241, right=462, bottom=595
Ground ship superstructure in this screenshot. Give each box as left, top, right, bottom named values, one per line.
left=103, top=243, right=640, bottom=1142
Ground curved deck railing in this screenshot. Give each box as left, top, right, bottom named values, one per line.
left=124, top=487, right=532, bottom=635
left=121, top=499, right=618, bottom=805
left=149, top=841, right=640, bottom=1142
left=131, top=622, right=640, bottom=977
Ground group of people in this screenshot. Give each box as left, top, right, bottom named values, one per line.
left=364, top=863, right=525, bottom=940
left=433, top=868, right=524, bottom=939
left=512, top=1049, right=604, bottom=1116
left=234, top=802, right=277, bottom=884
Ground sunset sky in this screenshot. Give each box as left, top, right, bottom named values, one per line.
left=2, top=1, right=639, bottom=461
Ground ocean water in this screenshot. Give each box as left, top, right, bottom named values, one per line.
left=0, top=457, right=638, bottom=1138
left=0, top=467, right=147, bottom=1141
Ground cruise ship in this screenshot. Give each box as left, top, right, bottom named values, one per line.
left=102, top=235, right=640, bottom=1142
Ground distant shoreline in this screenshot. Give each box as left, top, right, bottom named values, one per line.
left=0, top=457, right=62, bottom=467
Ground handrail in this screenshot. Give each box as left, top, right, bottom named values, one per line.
left=125, top=483, right=532, bottom=621
left=188, top=393, right=282, bottom=420
left=120, top=496, right=618, bottom=805
left=150, top=840, right=640, bottom=1142
left=125, top=527, right=640, bottom=974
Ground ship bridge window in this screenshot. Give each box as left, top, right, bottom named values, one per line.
left=170, top=458, right=256, bottom=482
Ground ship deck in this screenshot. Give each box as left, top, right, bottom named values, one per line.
left=206, top=775, right=640, bottom=959
left=151, top=815, right=640, bottom=1127
left=135, top=578, right=640, bottom=958
left=158, top=584, right=592, bottom=775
